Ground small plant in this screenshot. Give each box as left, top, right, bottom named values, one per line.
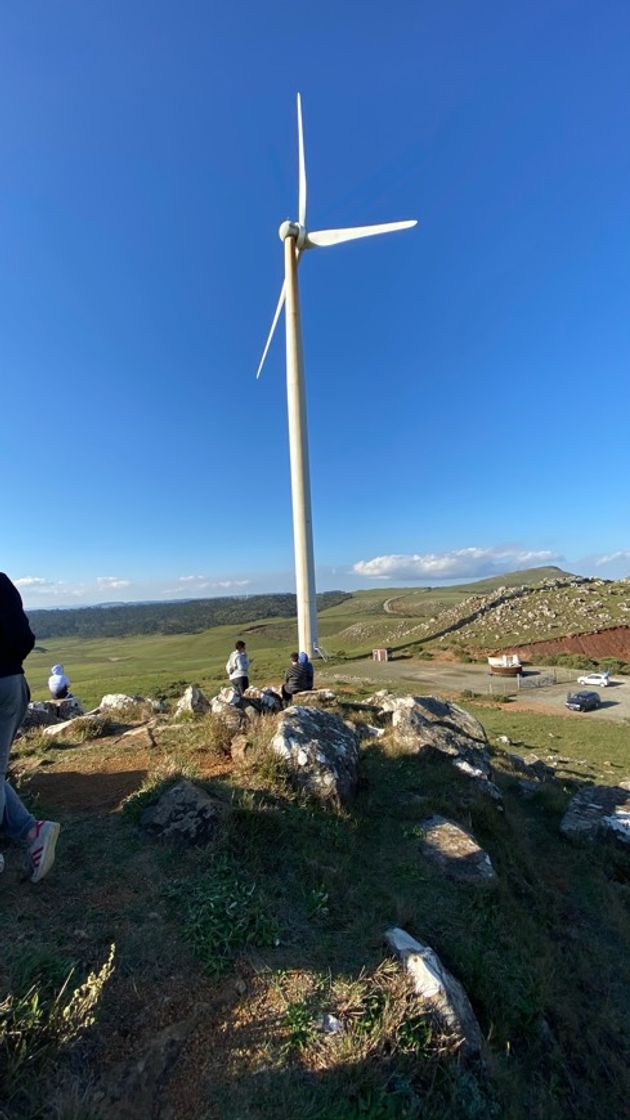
left=396, top=1012, right=433, bottom=1055
left=355, top=990, right=387, bottom=1038
left=306, top=886, right=330, bottom=920
left=168, top=857, right=279, bottom=977
left=0, top=945, right=115, bottom=1101
left=283, top=1000, right=317, bottom=1052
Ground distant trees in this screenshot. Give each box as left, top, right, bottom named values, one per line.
left=27, top=591, right=350, bottom=640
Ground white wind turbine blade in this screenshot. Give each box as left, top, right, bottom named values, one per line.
left=256, top=280, right=286, bottom=379
left=306, top=219, right=417, bottom=248
left=297, top=92, right=307, bottom=227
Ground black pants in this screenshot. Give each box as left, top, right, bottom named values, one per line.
left=231, top=676, right=249, bottom=698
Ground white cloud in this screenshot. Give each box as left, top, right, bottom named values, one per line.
left=15, top=576, right=89, bottom=604
left=352, top=546, right=562, bottom=581
left=594, top=550, right=630, bottom=567
left=96, top=576, right=132, bottom=590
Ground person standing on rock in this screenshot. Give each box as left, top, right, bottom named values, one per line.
left=226, top=639, right=250, bottom=698
left=0, top=572, right=60, bottom=882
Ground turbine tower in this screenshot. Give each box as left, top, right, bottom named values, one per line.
left=256, top=94, right=417, bottom=657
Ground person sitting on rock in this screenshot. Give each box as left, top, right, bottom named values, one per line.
left=48, top=663, right=71, bottom=700
left=281, top=652, right=308, bottom=705
left=298, top=651, right=314, bottom=690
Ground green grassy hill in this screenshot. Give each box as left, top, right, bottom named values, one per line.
left=25, top=568, right=630, bottom=708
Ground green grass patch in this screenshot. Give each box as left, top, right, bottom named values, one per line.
left=167, top=856, right=280, bottom=977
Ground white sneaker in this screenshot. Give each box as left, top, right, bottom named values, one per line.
left=28, top=820, right=60, bottom=883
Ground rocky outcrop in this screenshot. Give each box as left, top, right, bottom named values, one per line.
left=385, top=926, right=483, bottom=1056
left=140, top=780, right=227, bottom=845
left=419, top=816, right=496, bottom=884
left=21, top=701, right=60, bottom=729
left=174, top=686, right=210, bottom=717
left=366, top=692, right=500, bottom=800
left=293, top=688, right=337, bottom=706
left=99, top=693, right=140, bottom=712
left=21, top=696, right=86, bottom=730
left=507, top=753, right=555, bottom=782
left=560, top=784, right=630, bottom=848
left=209, top=687, right=246, bottom=732
left=270, top=706, right=359, bottom=805
left=244, top=687, right=283, bottom=714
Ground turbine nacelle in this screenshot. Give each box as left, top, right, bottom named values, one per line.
left=278, top=220, right=308, bottom=249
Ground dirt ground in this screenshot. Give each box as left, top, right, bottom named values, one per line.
left=319, top=658, right=630, bottom=722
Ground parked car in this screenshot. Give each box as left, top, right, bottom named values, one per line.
left=565, top=690, right=601, bottom=712
left=577, top=671, right=611, bottom=687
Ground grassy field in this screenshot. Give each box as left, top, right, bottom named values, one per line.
left=24, top=565, right=630, bottom=717
left=1, top=688, right=628, bottom=1120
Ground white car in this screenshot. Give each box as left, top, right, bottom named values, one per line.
left=577, top=671, right=611, bottom=688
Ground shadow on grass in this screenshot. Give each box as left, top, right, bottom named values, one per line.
left=19, top=767, right=149, bottom=813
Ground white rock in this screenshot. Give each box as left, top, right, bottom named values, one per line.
left=385, top=927, right=483, bottom=1055
left=271, top=706, right=359, bottom=805
left=175, top=686, right=210, bottom=716
left=99, top=693, right=138, bottom=711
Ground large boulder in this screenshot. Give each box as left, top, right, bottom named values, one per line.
left=560, top=784, right=630, bottom=848
left=270, top=706, right=359, bottom=805
left=140, top=780, right=227, bottom=845
left=419, top=816, right=497, bottom=884
left=174, top=686, right=210, bottom=717
left=367, top=692, right=499, bottom=799
left=385, top=926, right=483, bottom=1056
left=368, top=692, right=486, bottom=745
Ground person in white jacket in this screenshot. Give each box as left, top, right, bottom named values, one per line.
left=225, top=640, right=250, bottom=698
left=48, top=664, right=71, bottom=699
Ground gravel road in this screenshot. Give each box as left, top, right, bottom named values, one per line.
left=319, top=658, right=630, bottom=722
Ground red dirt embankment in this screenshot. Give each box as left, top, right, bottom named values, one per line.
left=514, top=625, right=630, bottom=660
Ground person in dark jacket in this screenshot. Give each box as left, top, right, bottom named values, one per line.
left=0, top=573, right=60, bottom=882
left=280, top=651, right=308, bottom=705
left=298, top=651, right=314, bottom=690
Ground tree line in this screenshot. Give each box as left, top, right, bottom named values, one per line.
left=28, top=591, right=350, bottom=640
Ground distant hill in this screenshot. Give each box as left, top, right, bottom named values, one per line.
left=450, top=565, right=575, bottom=594
left=28, top=591, right=351, bottom=640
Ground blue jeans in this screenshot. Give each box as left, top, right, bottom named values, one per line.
left=0, top=674, right=36, bottom=841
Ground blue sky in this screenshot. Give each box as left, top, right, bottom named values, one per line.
left=2, top=0, right=629, bottom=608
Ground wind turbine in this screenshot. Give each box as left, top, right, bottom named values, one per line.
left=256, top=94, right=417, bottom=658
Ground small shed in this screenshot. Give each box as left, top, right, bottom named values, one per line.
left=372, top=647, right=392, bottom=662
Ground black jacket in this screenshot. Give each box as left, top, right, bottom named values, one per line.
left=0, top=573, right=35, bottom=678
left=283, top=661, right=308, bottom=695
